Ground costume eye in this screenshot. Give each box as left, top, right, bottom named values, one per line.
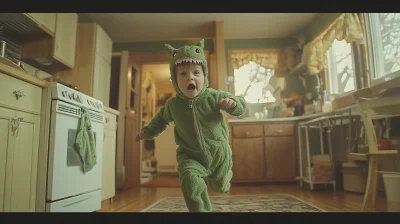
left=195, top=48, right=200, bottom=53
left=173, top=51, right=178, bottom=57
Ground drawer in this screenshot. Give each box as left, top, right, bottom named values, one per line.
left=264, top=123, right=294, bottom=136
left=232, top=124, right=263, bottom=138
left=0, top=73, right=42, bottom=114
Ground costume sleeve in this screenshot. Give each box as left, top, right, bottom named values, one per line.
left=141, top=100, right=174, bottom=140
left=211, top=89, right=247, bottom=117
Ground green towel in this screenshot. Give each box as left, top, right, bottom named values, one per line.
left=75, top=107, right=97, bottom=173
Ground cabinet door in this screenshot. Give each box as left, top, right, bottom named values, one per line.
left=0, top=107, right=16, bottom=212
left=93, top=54, right=111, bottom=106
left=264, top=136, right=296, bottom=180
left=25, top=13, right=57, bottom=34
left=4, top=111, right=40, bottom=212
left=231, top=138, right=264, bottom=182
left=95, top=25, right=113, bottom=64
left=102, top=128, right=116, bottom=200
left=53, top=13, right=78, bottom=68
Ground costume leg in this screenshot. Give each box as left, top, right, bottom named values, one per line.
left=206, top=149, right=233, bottom=194
left=177, top=153, right=211, bottom=212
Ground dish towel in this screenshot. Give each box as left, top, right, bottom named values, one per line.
left=75, top=107, right=97, bottom=172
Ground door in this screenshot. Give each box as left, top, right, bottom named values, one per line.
left=25, top=13, right=57, bottom=34
left=53, top=13, right=78, bottom=68
left=231, top=138, right=265, bottom=182
left=93, top=54, right=111, bottom=107
left=46, top=100, right=104, bottom=201
left=3, top=111, right=40, bottom=212
left=0, top=107, right=16, bottom=212
left=264, top=136, right=296, bottom=180
left=124, top=113, right=140, bottom=188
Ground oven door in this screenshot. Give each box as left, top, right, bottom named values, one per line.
left=47, top=100, right=104, bottom=201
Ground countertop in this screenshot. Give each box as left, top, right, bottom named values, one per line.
left=0, top=60, right=48, bottom=88
left=228, top=112, right=330, bottom=123
left=104, top=106, right=120, bottom=116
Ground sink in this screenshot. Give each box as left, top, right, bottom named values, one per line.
left=0, top=56, right=26, bottom=73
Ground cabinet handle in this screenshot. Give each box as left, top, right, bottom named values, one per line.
left=11, top=117, right=24, bottom=136
left=13, top=90, right=26, bottom=100
left=245, top=131, right=250, bottom=136
left=105, top=118, right=109, bottom=123
left=274, top=130, right=283, bottom=133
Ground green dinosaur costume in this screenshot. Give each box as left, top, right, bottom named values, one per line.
left=141, top=39, right=247, bottom=212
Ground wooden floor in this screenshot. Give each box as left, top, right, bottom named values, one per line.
left=99, top=178, right=397, bottom=212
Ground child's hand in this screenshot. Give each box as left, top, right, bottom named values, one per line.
left=219, top=98, right=237, bottom=109
left=135, top=131, right=147, bottom=142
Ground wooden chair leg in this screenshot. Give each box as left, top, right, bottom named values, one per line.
left=362, top=157, right=373, bottom=212
left=369, top=159, right=379, bottom=208
left=361, top=157, right=378, bottom=211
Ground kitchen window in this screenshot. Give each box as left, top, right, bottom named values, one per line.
left=234, top=61, right=276, bottom=103
left=368, top=13, right=400, bottom=81
left=325, top=39, right=357, bottom=95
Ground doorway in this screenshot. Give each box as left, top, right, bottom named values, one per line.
left=140, top=63, right=180, bottom=187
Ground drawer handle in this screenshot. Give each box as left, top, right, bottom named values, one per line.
left=274, top=130, right=283, bottom=133
left=13, top=90, right=26, bottom=100
left=245, top=131, right=250, bottom=136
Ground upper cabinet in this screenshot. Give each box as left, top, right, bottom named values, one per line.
left=24, top=13, right=57, bottom=36
left=21, top=13, right=78, bottom=70
left=54, top=23, right=113, bottom=106
left=52, top=13, right=78, bottom=68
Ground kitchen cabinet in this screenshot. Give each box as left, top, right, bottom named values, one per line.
left=52, top=13, right=78, bottom=68
left=21, top=13, right=78, bottom=69
left=101, top=107, right=119, bottom=203
left=0, top=72, right=41, bottom=212
left=24, top=13, right=57, bottom=35
left=230, top=121, right=297, bottom=183
left=54, top=22, right=113, bottom=107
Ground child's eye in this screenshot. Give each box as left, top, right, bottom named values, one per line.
left=180, top=72, right=186, bottom=76
left=194, top=70, right=200, bottom=75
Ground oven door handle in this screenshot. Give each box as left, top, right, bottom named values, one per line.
left=61, top=195, right=92, bottom=207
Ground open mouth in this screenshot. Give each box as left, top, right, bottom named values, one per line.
left=174, top=57, right=203, bottom=65
left=187, top=84, right=196, bottom=91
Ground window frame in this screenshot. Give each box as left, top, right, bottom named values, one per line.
left=363, top=13, right=400, bottom=87
left=324, top=39, right=358, bottom=97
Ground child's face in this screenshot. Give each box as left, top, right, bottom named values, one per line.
left=175, top=63, right=204, bottom=99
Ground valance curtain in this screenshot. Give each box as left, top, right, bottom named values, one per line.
left=303, top=13, right=365, bottom=75
left=230, top=49, right=288, bottom=76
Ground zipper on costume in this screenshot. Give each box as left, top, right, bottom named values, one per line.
left=189, top=99, right=203, bottom=149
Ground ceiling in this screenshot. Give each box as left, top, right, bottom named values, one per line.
left=85, top=13, right=319, bottom=43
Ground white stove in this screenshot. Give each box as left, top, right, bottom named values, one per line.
left=44, top=82, right=104, bottom=212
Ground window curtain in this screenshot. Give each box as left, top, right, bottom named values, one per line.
left=303, top=13, right=365, bottom=75
left=230, top=49, right=288, bottom=76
